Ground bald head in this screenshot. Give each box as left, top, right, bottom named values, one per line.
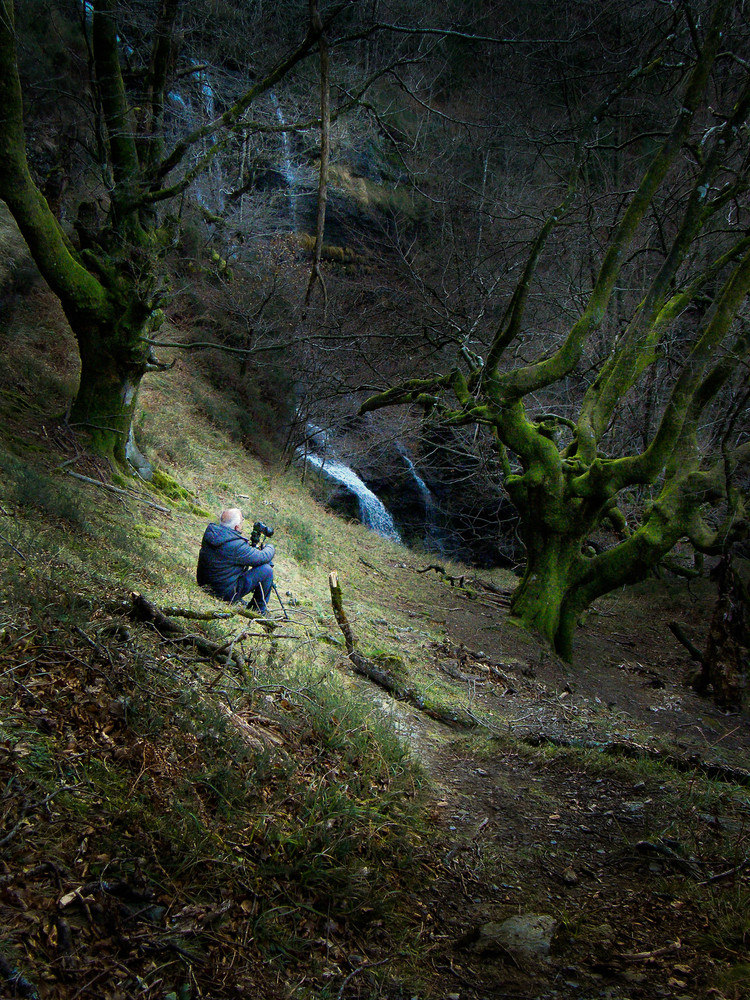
left=220, top=508, right=243, bottom=530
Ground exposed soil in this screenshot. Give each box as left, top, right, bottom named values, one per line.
left=342, top=557, right=750, bottom=1000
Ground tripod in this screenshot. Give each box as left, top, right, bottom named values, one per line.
left=250, top=521, right=289, bottom=620
left=271, top=582, right=289, bottom=620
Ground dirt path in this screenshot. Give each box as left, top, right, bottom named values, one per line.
left=352, top=563, right=750, bottom=1000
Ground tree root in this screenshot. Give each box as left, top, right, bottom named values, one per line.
left=416, top=563, right=466, bottom=587
left=328, top=571, right=476, bottom=729
left=668, top=621, right=705, bottom=664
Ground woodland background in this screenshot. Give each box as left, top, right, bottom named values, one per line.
left=0, top=2, right=749, bottom=999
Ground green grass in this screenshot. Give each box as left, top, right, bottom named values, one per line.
left=282, top=512, right=316, bottom=563
left=0, top=335, right=445, bottom=990
left=3, top=285, right=747, bottom=998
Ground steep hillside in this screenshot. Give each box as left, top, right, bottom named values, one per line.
left=1, top=272, right=749, bottom=1000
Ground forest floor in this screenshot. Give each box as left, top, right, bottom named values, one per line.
left=334, top=553, right=750, bottom=1000
left=0, top=331, right=747, bottom=1000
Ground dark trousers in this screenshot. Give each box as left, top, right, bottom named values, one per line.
left=233, top=564, right=274, bottom=612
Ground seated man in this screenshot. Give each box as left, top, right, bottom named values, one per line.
left=196, top=508, right=275, bottom=612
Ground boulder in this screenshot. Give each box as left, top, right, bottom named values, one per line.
left=475, top=913, right=560, bottom=960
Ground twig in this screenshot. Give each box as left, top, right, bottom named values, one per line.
left=0, top=785, right=79, bottom=849
left=337, top=957, right=391, bottom=999
left=621, top=939, right=681, bottom=961
left=0, top=533, right=26, bottom=561
left=699, top=861, right=750, bottom=885
left=68, top=969, right=110, bottom=1000
left=0, top=953, right=39, bottom=999
left=63, top=471, right=171, bottom=513
left=231, top=631, right=301, bottom=640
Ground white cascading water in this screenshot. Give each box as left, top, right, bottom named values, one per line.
left=398, top=446, right=432, bottom=509
left=397, top=446, right=446, bottom=553
left=269, top=93, right=299, bottom=230
left=167, top=62, right=222, bottom=211
left=192, top=59, right=215, bottom=120
left=304, top=453, right=402, bottom=543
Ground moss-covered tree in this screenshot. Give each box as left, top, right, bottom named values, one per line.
left=362, top=0, right=750, bottom=657
left=0, top=0, right=334, bottom=466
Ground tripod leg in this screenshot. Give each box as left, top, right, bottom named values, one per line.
left=272, top=583, right=289, bottom=620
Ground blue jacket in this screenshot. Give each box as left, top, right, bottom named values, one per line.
left=196, top=522, right=275, bottom=601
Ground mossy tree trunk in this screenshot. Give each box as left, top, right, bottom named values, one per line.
left=510, top=547, right=583, bottom=658
left=67, top=309, right=153, bottom=463
left=0, top=0, right=161, bottom=465
left=0, top=0, right=332, bottom=465
left=501, top=466, right=587, bottom=653
left=362, top=0, right=750, bottom=658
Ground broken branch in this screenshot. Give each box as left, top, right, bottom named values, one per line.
left=328, top=571, right=475, bottom=728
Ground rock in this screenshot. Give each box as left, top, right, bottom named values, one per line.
left=621, top=969, right=647, bottom=984
left=562, top=867, right=578, bottom=885
left=623, top=800, right=647, bottom=813
left=588, top=922, right=615, bottom=944
left=475, top=913, right=560, bottom=959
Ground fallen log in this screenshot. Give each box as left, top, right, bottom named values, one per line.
left=129, top=592, right=251, bottom=679
left=63, top=470, right=171, bottom=513
left=328, top=571, right=476, bottom=729
left=217, top=703, right=285, bottom=750
left=358, top=555, right=386, bottom=576
left=328, top=571, right=357, bottom=655
left=467, top=578, right=515, bottom=599
left=163, top=604, right=274, bottom=625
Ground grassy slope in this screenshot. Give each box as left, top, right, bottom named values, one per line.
left=0, top=216, right=496, bottom=997
left=1, top=209, right=748, bottom=1000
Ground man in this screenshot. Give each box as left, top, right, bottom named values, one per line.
left=197, top=508, right=275, bottom=612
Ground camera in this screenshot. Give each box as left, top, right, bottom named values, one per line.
left=250, top=521, right=274, bottom=547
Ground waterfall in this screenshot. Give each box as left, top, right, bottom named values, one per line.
left=305, top=422, right=330, bottom=453
left=399, top=448, right=431, bottom=508
left=191, top=59, right=215, bottom=120
left=168, top=90, right=188, bottom=111
left=397, top=444, right=447, bottom=554
left=168, top=62, right=223, bottom=211
left=304, top=453, right=402, bottom=543
left=269, top=93, right=299, bottom=230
